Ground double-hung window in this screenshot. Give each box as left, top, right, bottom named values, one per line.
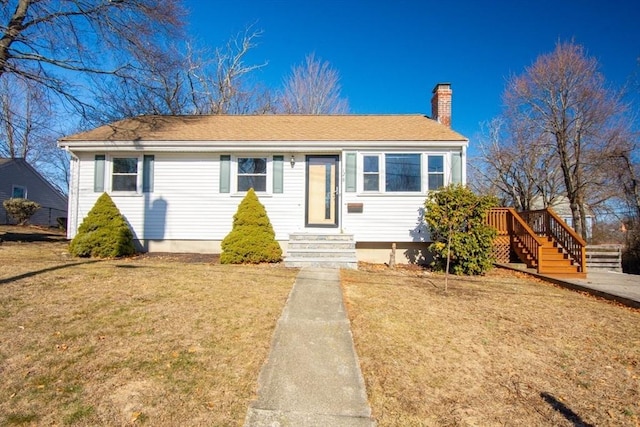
left=237, top=157, right=267, bottom=192
left=112, top=157, right=139, bottom=192
left=363, top=155, right=380, bottom=192
left=385, top=153, right=421, bottom=192
left=94, top=155, right=152, bottom=194
left=427, top=155, right=445, bottom=191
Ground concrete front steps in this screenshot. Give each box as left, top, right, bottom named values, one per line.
left=284, top=233, right=358, bottom=269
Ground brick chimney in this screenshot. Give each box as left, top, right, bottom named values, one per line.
left=431, top=83, right=452, bottom=127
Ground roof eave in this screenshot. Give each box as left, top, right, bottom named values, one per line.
left=59, top=139, right=469, bottom=152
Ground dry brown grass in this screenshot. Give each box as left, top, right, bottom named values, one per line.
left=0, top=226, right=297, bottom=426
left=343, top=264, right=640, bottom=427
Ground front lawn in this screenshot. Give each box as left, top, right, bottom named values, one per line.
left=343, top=265, right=640, bottom=426
left=0, top=227, right=297, bottom=426
left=4, top=226, right=638, bottom=426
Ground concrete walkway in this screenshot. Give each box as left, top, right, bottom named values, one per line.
left=561, top=270, right=640, bottom=308
left=498, top=264, right=640, bottom=309
left=244, top=268, right=374, bottom=426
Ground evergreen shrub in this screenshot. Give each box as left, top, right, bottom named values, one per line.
left=69, top=193, right=135, bottom=258
left=221, top=188, right=282, bottom=264
left=424, top=184, right=498, bottom=275
left=3, top=198, right=40, bottom=225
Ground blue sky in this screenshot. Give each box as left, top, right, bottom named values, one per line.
left=185, top=0, right=640, bottom=144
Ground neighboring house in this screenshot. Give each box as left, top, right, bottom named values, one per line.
left=0, top=158, right=68, bottom=227
left=531, top=195, right=594, bottom=240
left=59, top=83, right=468, bottom=263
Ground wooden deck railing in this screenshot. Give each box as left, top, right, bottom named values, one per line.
left=520, top=208, right=587, bottom=272
left=486, top=207, right=546, bottom=268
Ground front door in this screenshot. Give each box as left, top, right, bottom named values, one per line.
left=306, top=155, right=339, bottom=227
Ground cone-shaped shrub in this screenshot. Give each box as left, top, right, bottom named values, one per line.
left=221, top=188, right=282, bottom=264
left=69, top=193, right=135, bottom=258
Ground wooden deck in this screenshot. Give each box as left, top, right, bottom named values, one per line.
left=487, top=208, right=587, bottom=278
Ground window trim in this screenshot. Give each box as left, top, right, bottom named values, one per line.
left=232, top=155, right=275, bottom=194
left=236, top=156, right=268, bottom=193
left=110, top=156, right=141, bottom=193
left=427, top=154, right=445, bottom=191
left=356, top=152, right=451, bottom=194
left=362, top=154, right=381, bottom=192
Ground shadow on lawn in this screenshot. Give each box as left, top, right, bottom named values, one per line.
left=0, top=260, right=103, bottom=285
left=1, top=230, right=67, bottom=243
left=541, top=392, right=595, bottom=427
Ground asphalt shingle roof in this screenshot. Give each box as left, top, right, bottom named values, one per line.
left=61, top=114, right=467, bottom=142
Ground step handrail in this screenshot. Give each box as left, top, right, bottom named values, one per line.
left=520, top=208, right=586, bottom=272
left=487, top=208, right=546, bottom=268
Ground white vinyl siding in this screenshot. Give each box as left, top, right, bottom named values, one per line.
left=341, top=192, right=430, bottom=242
left=69, top=147, right=466, bottom=246
left=340, top=150, right=464, bottom=242
left=70, top=152, right=308, bottom=242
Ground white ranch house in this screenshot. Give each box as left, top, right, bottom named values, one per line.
left=59, top=83, right=468, bottom=265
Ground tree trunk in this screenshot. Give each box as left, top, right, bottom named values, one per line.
left=0, top=0, right=30, bottom=78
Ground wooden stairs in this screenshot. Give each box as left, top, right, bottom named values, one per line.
left=488, top=207, right=587, bottom=278
left=514, top=236, right=585, bottom=277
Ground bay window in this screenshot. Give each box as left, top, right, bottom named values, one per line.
left=354, top=152, right=454, bottom=193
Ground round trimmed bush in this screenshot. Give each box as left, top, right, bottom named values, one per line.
left=221, top=188, right=282, bottom=264
left=3, top=198, right=40, bottom=225
left=69, top=193, right=135, bottom=258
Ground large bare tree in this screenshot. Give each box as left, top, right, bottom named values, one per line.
left=87, top=27, right=273, bottom=123
left=0, top=75, right=62, bottom=162
left=280, top=53, right=348, bottom=114
left=473, top=117, right=564, bottom=210
left=502, top=41, right=632, bottom=239
left=0, top=0, right=184, bottom=110
left=0, top=74, right=69, bottom=191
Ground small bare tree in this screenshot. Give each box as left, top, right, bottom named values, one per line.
left=280, top=53, right=348, bottom=114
